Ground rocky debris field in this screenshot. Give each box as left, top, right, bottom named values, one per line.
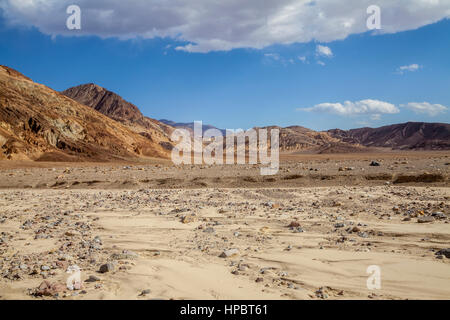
left=0, top=151, right=448, bottom=190
left=0, top=185, right=449, bottom=300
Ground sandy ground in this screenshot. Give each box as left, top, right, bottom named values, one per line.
left=0, top=151, right=448, bottom=189
left=0, top=152, right=449, bottom=300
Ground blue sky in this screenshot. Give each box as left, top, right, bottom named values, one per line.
left=0, top=1, right=449, bottom=131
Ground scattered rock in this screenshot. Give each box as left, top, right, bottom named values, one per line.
left=287, top=221, right=300, bottom=228
left=315, top=287, right=329, bottom=299
left=265, top=202, right=280, bottom=209
left=34, top=281, right=66, bottom=297
left=181, top=214, right=197, bottom=224
left=65, top=231, right=76, bottom=237
left=435, top=248, right=450, bottom=258
left=418, top=216, right=435, bottom=223
left=85, top=275, right=101, bottom=282
left=432, top=212, right=446, bottom=219
left=139, top=289, right=151, bottom=296
left=93, top=236, right=102, bottom=244
left=219, top=248, right=239, bottom=258
left=203, top=227, right=215, bottom=234
left=110, top=250, right=139, bottom=260
left=99, top=263, right=115, bottom=273
left=56, top=261, right=68, bottom=269
left=238, top=264, right=248, bottom=271
left=358, top=232, right=369, bottom=238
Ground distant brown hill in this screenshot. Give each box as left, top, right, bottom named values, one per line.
left=62, top=84, right=174, bottom=151
left=192, top=122, right=449, bottom=154
left=328, top=122, right=450, bottom=150
left=0, top=66, right=169, bottom=161
left=262, top=126, right=370, bottom=153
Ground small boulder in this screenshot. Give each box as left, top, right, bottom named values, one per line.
left=85, top=275, right=101, bottom=282
left=181, top=215, right=197, bottom=224
left=435, top=248, right=450, bottom=258
left=418, top=216, right=434, bottom=223
left=139, top=289, right=151, bottom=296
left=288, top=221, right=300, bottom=228
left=35, top=281, right=66, bottom=296
left=219, top=248, right=239, bottom=258
left=99, top=263, right=115, bottom=273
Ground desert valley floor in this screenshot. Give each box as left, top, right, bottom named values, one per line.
left=0, top=151, right=449, bottom=300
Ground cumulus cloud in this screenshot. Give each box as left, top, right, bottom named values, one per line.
left=1, top=0, right=450, bottom=52
left=299, top=99, right=400, bottom=116
left=316, top=45, right=333, bottom=57
left=396, top=64, right=421, bottom=74
left=403, top=102, right=448, bottom=116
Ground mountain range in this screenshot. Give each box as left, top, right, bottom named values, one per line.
left=327, top=122, right=450, bottom=150
left=0, top=66, right=169, bottom=161
left=0, top=65, right=449, bottom=161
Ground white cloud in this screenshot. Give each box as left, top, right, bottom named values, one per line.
left=397, top=64, right=421, bottom=74
left=400, top=64, right=420, bottom=72
left=1, top=0, right=450, bottom=52
left=317, top=60, right=326, bottom=66
left=316, top=45, right=333, bottom=58
left=403, top=102, right=448, bottom=116
left=299, top=99, right=400, bottom=116
left=298, top=56, right=307, bottom=63
left=264, top=53, right=280, bottom=61
left=263, top=53, right=301, bottom=66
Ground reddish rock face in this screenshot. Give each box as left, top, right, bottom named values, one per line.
left=62, top=84, right=144, bottom=124
left=62, top=84, right=174, bottom=149
left=0, top=65, right=170, bottom=161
